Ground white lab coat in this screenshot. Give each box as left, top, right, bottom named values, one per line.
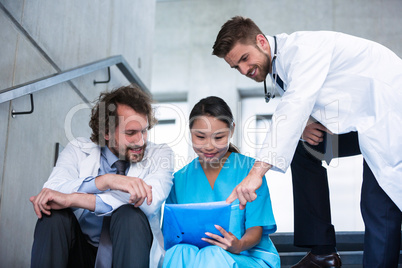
left=44, top=137, right=174, bottom=268
left=257, top=31, right=402, bottom=211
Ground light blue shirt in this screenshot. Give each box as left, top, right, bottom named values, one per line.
left=76, top=146, right=127, bottom=246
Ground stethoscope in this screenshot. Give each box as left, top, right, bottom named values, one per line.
left=263, top=36, right=278, bottom=103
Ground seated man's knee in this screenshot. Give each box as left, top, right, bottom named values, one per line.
left=33, top=209, right=79, bottom=251
left=110, top=205, right=151, bottom=236
left=112, top=205, right=147, bottom=224
left=35, top=209, right=75, bottom=231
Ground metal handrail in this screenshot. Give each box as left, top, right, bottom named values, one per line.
left=0, top=55, right=149, bottom=104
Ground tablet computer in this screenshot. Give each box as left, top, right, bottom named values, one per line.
left=163, top=201, right=231, bottom=249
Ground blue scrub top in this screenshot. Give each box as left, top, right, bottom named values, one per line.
left=166, top=152, right=279, bottom=265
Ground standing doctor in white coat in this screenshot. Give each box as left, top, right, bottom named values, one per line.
left=213, top=16, right=402, bottom=267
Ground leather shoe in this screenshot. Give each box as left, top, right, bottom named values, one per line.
left=291, top=252, right=342, bottom=267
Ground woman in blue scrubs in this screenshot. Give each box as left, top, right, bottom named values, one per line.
left=163, top=96, right=280, bottom=268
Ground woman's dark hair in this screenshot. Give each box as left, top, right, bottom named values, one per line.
left=89, top=84, right=156, bottom=146
left=189, top=96, right=240, bottom=153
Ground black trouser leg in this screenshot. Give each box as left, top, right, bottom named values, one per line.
left=110, top=204, right=153, bottom=268
left=291, top=132, right=360, bottom=248
left=30, top=208, right=96, bottom=268
left=291, top=140, right=335, bottom=247
left=361, top=160, right=402, bottom=268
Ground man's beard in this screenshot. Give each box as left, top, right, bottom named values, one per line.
left=125, top=143, right=147, bottom=163
left=260, top=52, right=271, bottom=81
left=253, top=46, right=271, bottom=82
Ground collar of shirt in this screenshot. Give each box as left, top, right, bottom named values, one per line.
left=265, top=35, right=279, bottom=78
left=101, top=146, right=119, bottom=165
left=100, top=146, right=126, bottom=175
left=265, top=35, right=276, bottom=62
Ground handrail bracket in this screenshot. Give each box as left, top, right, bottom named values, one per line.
left=11, top=94, right=34, bottom=117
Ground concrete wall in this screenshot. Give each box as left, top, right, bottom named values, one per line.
left=0, top=0, right=155, bottom=266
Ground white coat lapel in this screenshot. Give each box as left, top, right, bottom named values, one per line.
left=79, top=145, right=101, bottom=179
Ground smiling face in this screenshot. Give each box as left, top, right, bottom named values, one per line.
left=191, top=115, right=234, bottom=165
left=105, top=103, right=148, bottom=163
left=224, top=34, right=272, bottom=82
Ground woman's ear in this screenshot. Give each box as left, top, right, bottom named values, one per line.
left=230, top=122, right=236, bottom=138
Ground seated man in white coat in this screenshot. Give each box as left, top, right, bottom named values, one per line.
left=30, top=84, right=174, bottom=268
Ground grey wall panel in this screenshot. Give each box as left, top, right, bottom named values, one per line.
left=0, top=0, right=156, bottom=266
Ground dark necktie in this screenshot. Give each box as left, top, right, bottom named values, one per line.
left=324, top=133, right=334, bottom=165
left=274, top=73, right=285, bottom=90
left=95, top=160, right=127, bottom=268
left=114, top=160, right=127, bottom=175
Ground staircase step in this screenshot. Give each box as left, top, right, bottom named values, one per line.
left=279, top=251, right=363, bottom=267
left=270, top=232, right=402, bottom=267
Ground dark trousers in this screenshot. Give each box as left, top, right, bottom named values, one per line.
left=31, top=204, right=153, bottom=268
left=361, top=160, right=402, bottom=267
left=291, top=132, right=401, bottom=267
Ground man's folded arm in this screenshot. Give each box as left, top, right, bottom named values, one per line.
left=96, top=144, right=174, bottom=217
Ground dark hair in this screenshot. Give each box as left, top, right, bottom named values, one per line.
left=212, top=16, right=264, bottom=58
left=89, top=84, right=156, bottom=146
left=189, top=96, right=240, bottom=153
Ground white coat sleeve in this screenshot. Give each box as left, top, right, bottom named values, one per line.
left=256, top=33, right=336, bottom=172
left=96, top=144, right=174, bottom=217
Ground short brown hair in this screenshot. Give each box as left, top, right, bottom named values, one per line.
left=212, top=16, right=264, bottom=58
left=89, top=84, right=156, bottom=146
